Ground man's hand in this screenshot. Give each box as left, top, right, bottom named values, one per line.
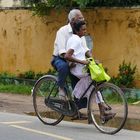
left=69, top=62, right=76, bottom=68
left=81, top=60, right=89, bottom=65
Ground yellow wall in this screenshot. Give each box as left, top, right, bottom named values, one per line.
left=0, top=9, right=66, bottom=74
left=84, top=8, right=140, bottom=86
left=0, top=8, right=140, bottom=86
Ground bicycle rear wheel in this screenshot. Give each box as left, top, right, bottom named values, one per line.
left=88, top=82, right=128, bottom=134
left=32, top=75, right=64, bottom=125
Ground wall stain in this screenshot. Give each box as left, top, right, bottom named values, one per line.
left=2, top=28, right=7, bottom=39
left=128, top=18, right=136, bottom=28
left=127, top=16, right=140, bottom=33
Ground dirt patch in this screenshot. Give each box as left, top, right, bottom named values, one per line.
left=0, top=92, right=140, bottom=120
left=1, top=92, right=140, bottom=131
left=0, top=93, right=34, bottom=114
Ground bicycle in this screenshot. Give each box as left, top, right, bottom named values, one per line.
left=32, top=74, right=128, bottom=135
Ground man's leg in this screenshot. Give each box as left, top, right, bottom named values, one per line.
left=95, top=91, right=111, bottom=111
left=69, top=74, right=88, bottom=109
left=51, top=56, right=69, bottom=99
left=69, top=73, right=79, bottom=90
left=95, top=91, right=116, bottom=123
left=69, top=75, right=88, bottom=120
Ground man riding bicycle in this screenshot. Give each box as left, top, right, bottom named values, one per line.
left=51, top=9, right=114, bottom=120
left=65, top=20, right=115, bottom=121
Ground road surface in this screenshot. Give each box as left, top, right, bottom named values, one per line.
left=0, top=112, right=140, bottom=140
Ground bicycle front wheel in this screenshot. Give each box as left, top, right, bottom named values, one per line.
left=88, top=82, right=128, bottom=134
left=32, top=75, right=64, bottom=125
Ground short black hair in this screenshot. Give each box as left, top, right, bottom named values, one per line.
left=73, top=20, right=86, bottom=34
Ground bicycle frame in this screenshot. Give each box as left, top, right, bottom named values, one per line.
left=32, top=74, right=128, bottom=134
left=65, top=78, right=104, bottom=105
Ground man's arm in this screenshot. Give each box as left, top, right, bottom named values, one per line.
left=54, top=29, right=67, bottom=57
left=65, top=49, right=89, bottom=65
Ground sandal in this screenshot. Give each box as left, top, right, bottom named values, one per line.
left=101, top=112, right=116, bottom=124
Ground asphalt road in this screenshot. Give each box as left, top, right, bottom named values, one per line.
left=0, top=112, right=140, bottom=140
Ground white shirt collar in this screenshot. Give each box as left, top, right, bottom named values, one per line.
left=68, top=23, right=73, bottom=33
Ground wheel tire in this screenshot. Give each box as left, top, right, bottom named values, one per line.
left=88, top=82, right=128, bottom=134
left=32, top=75, right=64, bottom=125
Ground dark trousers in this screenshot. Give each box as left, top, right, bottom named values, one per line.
left=51, top=56, right=69, bottom=88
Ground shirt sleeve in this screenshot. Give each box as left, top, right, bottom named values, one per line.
left=66, top=36, right=79, bottom=51
left=81, top=36, right=89, bottom=52
left=54, top=29, right=67, bottom=55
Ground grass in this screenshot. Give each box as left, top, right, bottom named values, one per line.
left=0, top=82, right=140, bottom=106
left=0, top=83, right=32, bottom=95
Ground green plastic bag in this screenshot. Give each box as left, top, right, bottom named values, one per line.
left=88, top=58, right=111, bottom=82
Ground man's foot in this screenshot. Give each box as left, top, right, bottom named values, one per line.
left=101, top=102, right=112, bottom=111
left=101, top=112, right=116, bottom=124
left=98, top=102, right=116, bottom=123
left=59, top=88, right=66, bottom=100
left=74, top=97, right=87, bottom=110
left=88, top=118, right=93, bottom=124
left=88, top=113, right=93, bottom=124
left=71, top=111, right=88, bottom=120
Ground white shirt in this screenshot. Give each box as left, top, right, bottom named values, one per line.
left=53, top=23, right=89, bottom=56
left=66, top=34, right=89, bottom=78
